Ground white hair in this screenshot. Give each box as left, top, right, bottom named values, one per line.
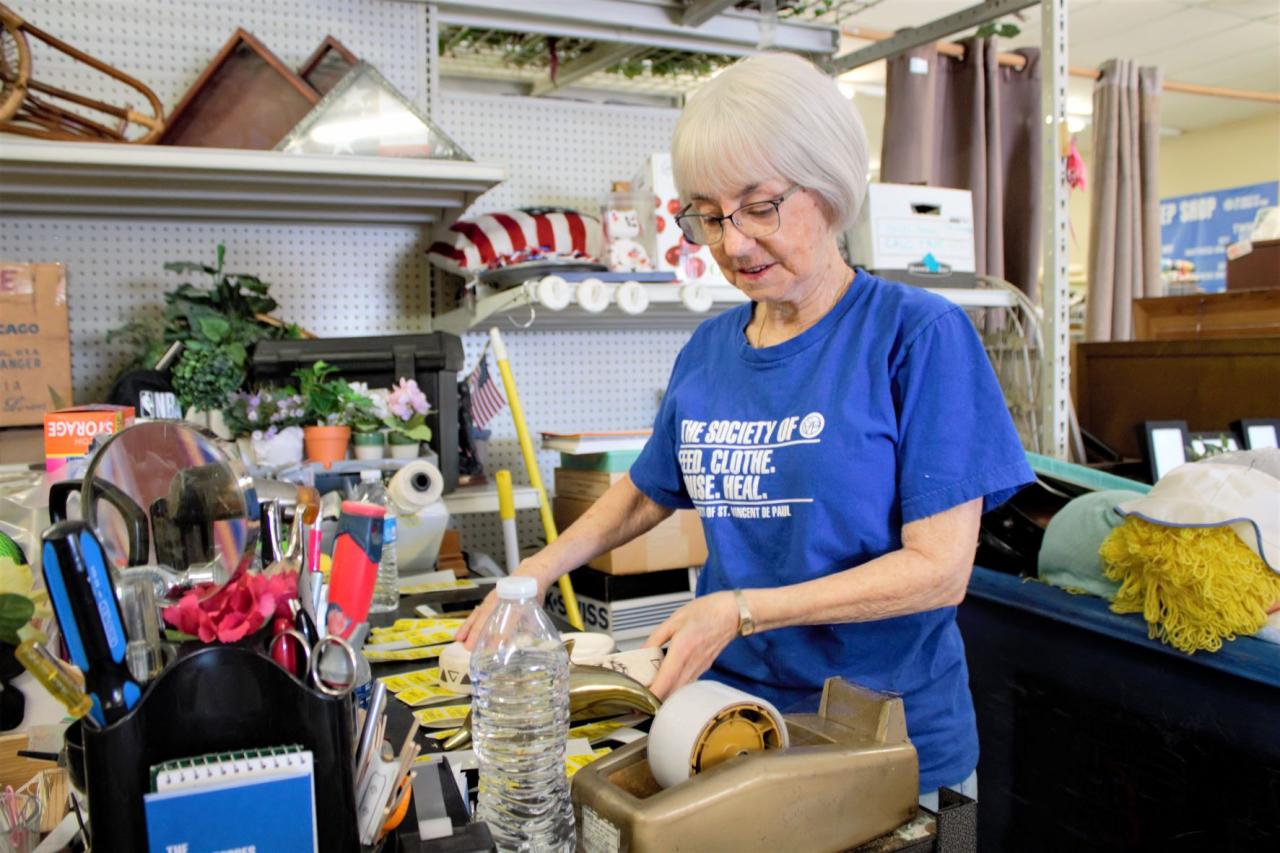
left=672, top=52, right=869, bottom=230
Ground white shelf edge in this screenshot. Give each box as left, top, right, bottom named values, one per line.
left=0, top=139, right=505, bottom=225
left=444, top=483, right=542, bottom=515
left=432, top=279, right=748, bottom=334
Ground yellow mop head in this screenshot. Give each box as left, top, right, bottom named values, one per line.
left=1100, top=517, right=1280, bottom=654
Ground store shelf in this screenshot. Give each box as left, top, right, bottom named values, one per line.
left=432, top=275, right=1017, bottom=333
left=0, top=140, right=505, bottom=225
left=432, top=278, right=749, bottom=333
left=429, top=0, right=839, bottom=56
left=443, top=482, right=541, bottom=515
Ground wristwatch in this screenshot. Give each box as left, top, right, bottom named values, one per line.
left=733, top=589, right=755, bottom=637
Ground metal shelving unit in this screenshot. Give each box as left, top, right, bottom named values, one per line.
left=0, top=140, right=506, bottom=225
left=432, top=274, right=1017, bottom=334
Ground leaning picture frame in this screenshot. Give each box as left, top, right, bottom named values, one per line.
left=1140, top=420, right=1189, bottom=484
left=1231, top=418, right=1280, bottom=450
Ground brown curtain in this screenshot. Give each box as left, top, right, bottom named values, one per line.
left=881, top=38, right=1043, bottom=298
left=1086, top=60, right=1163, bottom=342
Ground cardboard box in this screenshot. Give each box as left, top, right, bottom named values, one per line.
left=0, top=263, right=71, bottom=427
left=553, top=495, right=707, bottom=574
left=43, top=405, right=134, bottom=473
left=851, top=184, right=976, bottom=286
left=0, top=427, right=43, bottom=466
left=632, top=153, right=729, bottom=285
left=554, top=468, right=627, bottom=503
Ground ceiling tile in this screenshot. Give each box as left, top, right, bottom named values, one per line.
left=1199, top=0, right=1280, bottom=21
left=1174, top=44, right=1280, bottom=88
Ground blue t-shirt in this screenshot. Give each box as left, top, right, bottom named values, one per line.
left=629, top=269, right=1033, bottom=792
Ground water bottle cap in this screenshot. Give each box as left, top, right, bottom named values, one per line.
left=360, top=469, right=381, bottom=483
left=497, top=576, right=537, bottom=600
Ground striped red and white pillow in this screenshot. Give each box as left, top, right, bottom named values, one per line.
left=427, top=209, right=604, bottom=276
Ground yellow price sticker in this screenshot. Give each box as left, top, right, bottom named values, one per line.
left=378, top=667, right=440, bottom=693
left=565, top=748, right=612, bottom=778
left=395, top=685, right=465, bottom=708
left=413, top=704, right=472, bottom=728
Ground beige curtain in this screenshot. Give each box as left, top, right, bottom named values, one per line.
left=881, top=38, right=1044, bottom=297
left=1086, top=60, right=1163, bottom=342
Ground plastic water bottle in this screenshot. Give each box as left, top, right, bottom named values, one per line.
left=356, top=469, right=399, bottom=613
left=470, top=576, right=574, bottom=852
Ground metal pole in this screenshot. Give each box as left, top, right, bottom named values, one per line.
left=1040, top=0, right=1071, bottom=459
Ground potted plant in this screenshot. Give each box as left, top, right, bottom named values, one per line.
left=294, top=361, right=382, bottom=468
left=222, top=386, right=307, bottom=467
left=384, top=377, right=433, bottom=459
left=348, top=381, right=389, bottom=461
left=110, top=244, right=302, bottom=436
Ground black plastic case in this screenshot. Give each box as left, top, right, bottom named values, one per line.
left=253, top=334, right=465, bottom=492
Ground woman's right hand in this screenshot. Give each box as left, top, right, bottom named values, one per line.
left=456, top=559, right=554, bottom=649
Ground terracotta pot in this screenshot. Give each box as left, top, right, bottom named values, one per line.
left=303, top=425, right=350, bottom=469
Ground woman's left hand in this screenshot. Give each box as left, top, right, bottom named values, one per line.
left=643, top=591, right=740, bottom=700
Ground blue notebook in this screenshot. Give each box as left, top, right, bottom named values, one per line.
left=144, top=749, right=317, bottom=853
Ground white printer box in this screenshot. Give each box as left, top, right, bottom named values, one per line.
left=852, top=183, right=976, bottom=277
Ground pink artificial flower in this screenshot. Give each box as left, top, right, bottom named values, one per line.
left=162, top=570, right=299, bottom=645
left=387, top=378, right=430, bottom=421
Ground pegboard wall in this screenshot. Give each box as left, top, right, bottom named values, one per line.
left=0, top=0, right=699, bottom=563
left=0, top=0, right=435, bottom=402
left=434, top=92, right=689, bottom=558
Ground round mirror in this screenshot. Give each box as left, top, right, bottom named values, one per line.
left=82, top=422, right=259, bottom=600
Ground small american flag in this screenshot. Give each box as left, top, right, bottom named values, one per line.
left=467, top=355, right=506, bottom=428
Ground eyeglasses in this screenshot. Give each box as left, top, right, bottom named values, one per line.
left=674, top=185, right=803, bottom=246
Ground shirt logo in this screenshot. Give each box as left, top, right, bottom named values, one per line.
left=799, top=412, right=825, bottom=439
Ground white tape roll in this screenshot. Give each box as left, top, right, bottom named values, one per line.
left=535, top=275, right=572, bottom=311
left=615, top=280, right=650, bottom=315
left=388, top=460, right=445, bottom=512
left=647, top=680, right=789, bottom=789
left=576, top=278, right=610, bottom=313
left=680, top=282, right=714, bottom=313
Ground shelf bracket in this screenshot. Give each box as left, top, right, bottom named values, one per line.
left=830, top=0, right=1038, bottom=74
left=530, top=42, right=649, bottom=96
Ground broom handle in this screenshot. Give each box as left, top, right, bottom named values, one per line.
left=489, top=327, right=584, bottom=630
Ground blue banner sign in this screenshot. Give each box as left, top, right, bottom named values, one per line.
left=1160, top=181, right=1278, bottom=292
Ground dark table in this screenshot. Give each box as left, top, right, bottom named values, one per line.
left=960, top=567, right=1280, bottom=852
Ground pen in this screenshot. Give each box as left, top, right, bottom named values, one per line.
left=354, top=681, right=387, bottom=788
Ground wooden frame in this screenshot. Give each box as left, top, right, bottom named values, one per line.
left=159, top=29, right=318, bottom=149
left=298, top=36, right=358, bottom=95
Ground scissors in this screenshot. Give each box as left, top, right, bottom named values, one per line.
left=268, top=626, right=358, bottom=697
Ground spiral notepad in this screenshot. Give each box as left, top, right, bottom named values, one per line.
left=144, top=746, right=317, bottom=853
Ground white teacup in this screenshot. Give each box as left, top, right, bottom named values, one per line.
left=562, top=631, right=617, bottom=665
left=438, top=641, right=473, bottom=695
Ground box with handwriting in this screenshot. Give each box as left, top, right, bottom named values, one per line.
left=0, top=262, right=71, bottom=427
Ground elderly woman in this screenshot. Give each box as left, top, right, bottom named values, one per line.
left=459, top=53, right=1032, bottom=803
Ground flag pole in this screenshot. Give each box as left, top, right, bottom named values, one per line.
left=488, top=327, right=584, bottom=630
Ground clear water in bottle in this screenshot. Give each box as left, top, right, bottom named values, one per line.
left=355, top=469, right=399, bottom=613
left=471, top=576, right=574, bottom=852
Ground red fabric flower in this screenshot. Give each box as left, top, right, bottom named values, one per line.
left=163, top=570, right=298, bottom=645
